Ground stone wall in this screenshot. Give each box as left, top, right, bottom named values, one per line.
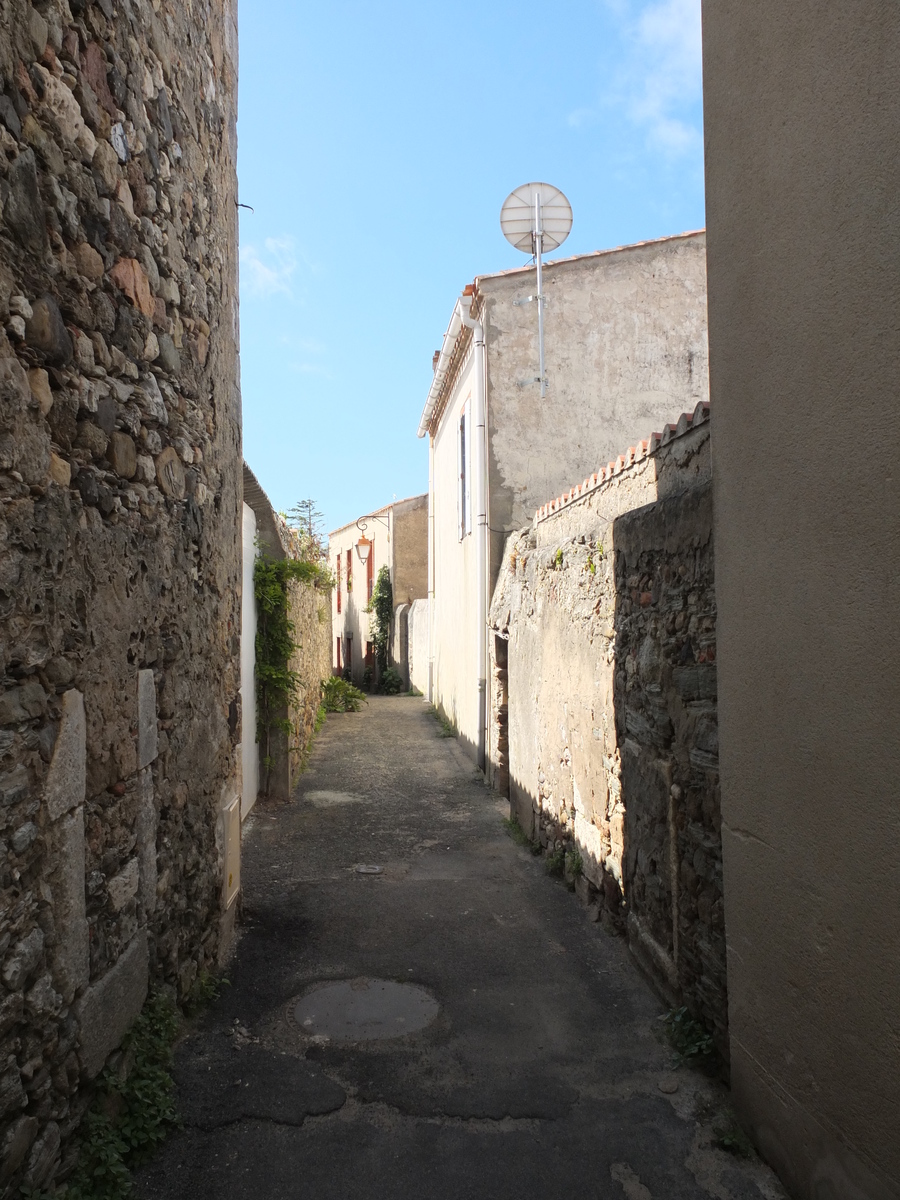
left=284, top=555, right=332, bottom=791
left=490, top=407, right=726, bottom=1052
left=0, top=0, right=240, bottom=1192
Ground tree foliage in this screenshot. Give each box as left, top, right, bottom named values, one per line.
left=367, top=565, right=393, bottom=672
left=254, top=554, right=327, bottom=782
left=285, top=497, right=325, bottom=560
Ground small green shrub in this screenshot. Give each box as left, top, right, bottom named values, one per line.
left=554, top=547, right=564, bottom=568
left=322, top=677, right=367, bottom=713
left=379, top=667, right=403, bottom=694
left=426, top=705, right=457, bottom=737
left=503, top=816, right=541, bottom=855
left=714, top=1114, right=754, bottom=1158
left=661, top=1006, right=716, bottom=1065
left=362, top=665, right=374, bottom=692
left=565, top=847, right=583, bottom=879
left=546, top=846, right=566, bottom=876
left=63, top=992, right=181, bottom=1199
left=182, top=970, right=227, bottom=1018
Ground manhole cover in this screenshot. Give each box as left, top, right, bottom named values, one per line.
left=293, top=978, right=439, bottom=1042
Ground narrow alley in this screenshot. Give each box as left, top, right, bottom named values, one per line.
left=135, top=698, right=783, bottom=1200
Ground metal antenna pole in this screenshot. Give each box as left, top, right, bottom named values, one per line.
left=534, top=190, right=546, bottom=397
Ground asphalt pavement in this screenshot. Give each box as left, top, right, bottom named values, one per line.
left=135, top=695, right=787, bottom=1200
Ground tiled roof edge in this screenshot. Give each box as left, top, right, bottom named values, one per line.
left=533, top=401, right=710, bottom=525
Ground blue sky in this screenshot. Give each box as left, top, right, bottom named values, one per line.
left=237, top=0, right=704, bottom=536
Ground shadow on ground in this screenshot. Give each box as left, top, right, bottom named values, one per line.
left=135, top=696, right=786, bottom=1200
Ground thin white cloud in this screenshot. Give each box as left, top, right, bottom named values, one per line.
left=571, top=0, right=702, bottom=157
left=240, top=236, right=298, bottom=299
left=289, top=361, right=333, bottom=380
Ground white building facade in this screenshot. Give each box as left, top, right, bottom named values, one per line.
left=329, top=495, right=428, bottom=687
left=419, top=231, right=710, bottom=769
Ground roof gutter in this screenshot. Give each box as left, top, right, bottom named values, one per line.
left=417, top=293, right=471, bottom=439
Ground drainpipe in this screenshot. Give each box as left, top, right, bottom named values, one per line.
left=458, top=295, right=488, bottom=773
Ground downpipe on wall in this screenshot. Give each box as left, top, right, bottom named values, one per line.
left=458, top=296, right=488, bottom=772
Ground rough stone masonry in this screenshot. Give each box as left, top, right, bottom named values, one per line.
left=0, top=0, right=240, bottom=1192
left=490, top=408, right=725, bottom=1057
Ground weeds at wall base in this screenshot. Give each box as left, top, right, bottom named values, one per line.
left=502, top=816, right=541, bottom=855
left=20, top=976, right=226, bottom=1200
left=425, top=704, right=457, bottom=738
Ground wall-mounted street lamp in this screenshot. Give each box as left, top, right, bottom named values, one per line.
left=355, top=511, right=389, bottom=559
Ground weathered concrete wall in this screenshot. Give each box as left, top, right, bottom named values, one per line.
left=491, top=410, right=724, bottom=1045
left=703, top=2, right=900, bottom=1196
left=480, top=232, right=708, bottom=572
left=407, top=598, right=429, bottom=696
left=390, top=494, right=427, bottom=608
left=0, top=0, right=240, bottom=1189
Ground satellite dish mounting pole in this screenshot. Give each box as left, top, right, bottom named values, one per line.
left=534, top=190, right=546, bottom=397
left=500, top=182, right=571, bottom=396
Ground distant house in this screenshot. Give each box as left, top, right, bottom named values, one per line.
left=329, top=495, right=428, bottom=687
left=418, top=231, right=709, bottom=766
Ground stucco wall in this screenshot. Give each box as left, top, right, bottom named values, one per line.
left=390, top=494, right=427, bottom=608
left=480, top=232, right=708, bottom=565
left=430, top=355, right=479, bottom=747
left=703, top=2, right=900, bottom=1196
left=408, top=599, right=430, bottom=696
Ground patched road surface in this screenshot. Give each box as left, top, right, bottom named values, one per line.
left=136, top=696, right=786, bottom=1200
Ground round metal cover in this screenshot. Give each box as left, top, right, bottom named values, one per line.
left=294, top=979, right=439, bottom=1042
left=500, top=182, right=573, bottom=253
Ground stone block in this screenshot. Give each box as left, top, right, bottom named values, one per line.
left=44, top=690, right=86, bottom=822
left=0, top=1055, right=26, bottom=1120
left=48, top=453, right=71, bottom=487
left=75, top=930, right=148, bottom=1078
left=0, top=1116, right=38, bottom=1185
left=0, top=682, right=47, bottom=726
left=49, top=807, right=89, bottom=1003
left=24, top=295, right=73, bottom=366
left=106, top=431, right=137, bottom=479
left=2, top=928, right=44, bottom=990
left=137, top=670, right=158, bottom=769
left=23, top=1120, right=60, bottom=1189
left=27, top=368, right=53, bottom=415
left=137, top=766, right=158, bottom=913
left=107, top=858, right=139, bottom=911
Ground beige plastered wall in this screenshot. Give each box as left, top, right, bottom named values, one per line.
left=430, top=354, right=479, bottom=749
left=702, top=3, right=900, bottom=1197
left=479, top=231, right=709, bottom=587
left=390, top=494, right=428, bottom=607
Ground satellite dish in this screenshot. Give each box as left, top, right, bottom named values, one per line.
left=500, top=182, right=572, bottom=254
left=499, top=183, right=572, bottom=397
